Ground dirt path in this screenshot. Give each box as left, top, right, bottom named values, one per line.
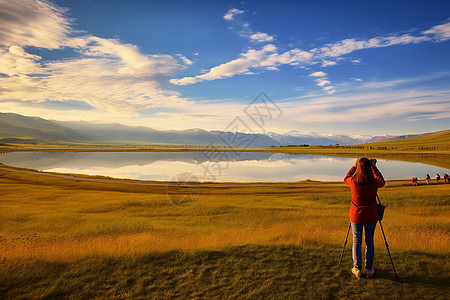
left=0, top=165, right=284, bottom=188
left=0, top=166, right=170, bottom=187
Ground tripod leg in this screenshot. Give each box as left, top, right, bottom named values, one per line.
left=378, top=220, right=399, bottom=281
left=338, top=223, right=351, bottom=268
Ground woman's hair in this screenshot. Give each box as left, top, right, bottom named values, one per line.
left=352, top=157, right=375, bottom=185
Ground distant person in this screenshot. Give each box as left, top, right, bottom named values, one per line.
left=344, top=158, right=385, bottom=278
left=425, top=174, right=430, bottom=185
left=436, top=173, right=441, bottom=183
left=412, top=177, right=418, bottom=186
left=444, top=173, right=449, bottom=184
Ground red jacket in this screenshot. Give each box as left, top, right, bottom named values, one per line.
left=344, top=166, right=385, bottom=224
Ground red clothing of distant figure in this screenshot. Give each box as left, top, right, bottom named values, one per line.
left=344, top=166, right=385, bottom=224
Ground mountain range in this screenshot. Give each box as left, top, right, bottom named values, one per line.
left=0, top=113, right=101, bottom=144
left=0, top=112, right=416, bottom=146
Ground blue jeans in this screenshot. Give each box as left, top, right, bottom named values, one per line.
left=351, top=222, right=376, bottom=270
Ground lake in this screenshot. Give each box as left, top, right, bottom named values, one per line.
left=0, top=151, right=448, bottom=182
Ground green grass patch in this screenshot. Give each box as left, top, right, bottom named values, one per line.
left=1, top=246, right=448, bottom=299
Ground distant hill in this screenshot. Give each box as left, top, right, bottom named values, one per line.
left=1, top=112, right=447, bottom=147
left=0, top=113, right=102, bottom=144
left=380, top=131, right=444, bottom=143
left=360, top=129, right=450, bottom=151
left=267, top=131, right=359, bottom=145
left=0, top=113, right=280, bottom=146
left=54, top=121, right=281, bottom=147
left=267, top=131, right=390, bottom=145
left=54, top=121, right=389, bottom=146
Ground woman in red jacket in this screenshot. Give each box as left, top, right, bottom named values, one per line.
left=344, top=158, right=385, bottom=278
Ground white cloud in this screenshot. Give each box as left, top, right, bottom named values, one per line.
left=171, top=45, right=316, bottom=85
left=361, top=78, right=410, bottom=89
left=309, top=71, right=336, bottom=93
left=224, top=8, right=275, bottom=46
left=321, top=60, right=337, bottom=67
left=0, top=55, right=191, bottom=114
left=423, top=22, right=450, bottom=41
left=250, top=32, right=275, bottom=42
left=309, top=71, right=327, bottom=77
left=172, top=21, right=450, bottom=88
left=0, top=42, right=192, bottom=111
left=177, top=54, right=193, bottom=65
left=269, top=48, right=313, bottom=65
left=279, top=88, right=450, bottom=123
left=80, top=85, right=449, bottom=129
left=0, top=0, right=194, bottom=116
left=92, top=86, right=450, bottom=129
left=170, top=47, right=269, bottom=85
left=223, top=8, right=244, bottom=21
left=318, top=38, right=375, bottom=57
left=0, top=0, right=71, bottom=49
left=1, top=1, right=448, bottom=131
left=159, top=86, right=450, bottom=129
left=315, top=79, right=331, bottom=86
left=45, top=59, right=189, bottom=110
left=76, top=36, right=187, bottom=77
left=0, top=46, right=41, bottom=76
left=316, top=33, right=431, bottom=58
left=350, top=77, right=363, bottom=82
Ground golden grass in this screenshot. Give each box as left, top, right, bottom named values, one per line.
left=0, top=166, right=449, bottom=298
left=0, top=166, right=449, bottom=265
left=2, top=211, right=448, bottom=263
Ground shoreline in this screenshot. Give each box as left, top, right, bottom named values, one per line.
left=1, top=144, right=449, bottom=155
left=0, top=162, right=442, bottom=187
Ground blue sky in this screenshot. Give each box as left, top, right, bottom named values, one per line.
left=0, top=0, right=449, bottom=136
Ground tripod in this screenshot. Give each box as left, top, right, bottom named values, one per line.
left=338, top=195, right=398, bottom=281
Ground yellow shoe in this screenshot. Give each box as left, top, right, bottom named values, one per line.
left=352, top=267, right=362, bottom=278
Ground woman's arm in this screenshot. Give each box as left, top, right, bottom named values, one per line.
left=344, top=166, right=356, bottom=185
left=372, top=166, right=385, bottom=188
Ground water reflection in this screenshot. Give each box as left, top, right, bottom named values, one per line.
left=0, top=151, right=447, bottom=182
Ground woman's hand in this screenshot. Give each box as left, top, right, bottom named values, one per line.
left=353, top=159, right=358, bottom=167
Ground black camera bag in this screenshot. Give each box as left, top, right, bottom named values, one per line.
left=376, top=195, right=385, bottom=221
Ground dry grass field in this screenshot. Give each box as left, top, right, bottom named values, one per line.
left=0, top=165, right=449, bottom=298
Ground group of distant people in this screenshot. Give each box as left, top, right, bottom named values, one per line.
left=412, top=173, right=449, bottom=186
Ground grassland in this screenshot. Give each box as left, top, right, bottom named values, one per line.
left=270, top=129, right=450, bottom=169
left=0, top=166, right=449, bottom=299
left=276, top=129, right=450, bottom=154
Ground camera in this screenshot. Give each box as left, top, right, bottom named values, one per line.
left=370, top=159, right=377, bottom=164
